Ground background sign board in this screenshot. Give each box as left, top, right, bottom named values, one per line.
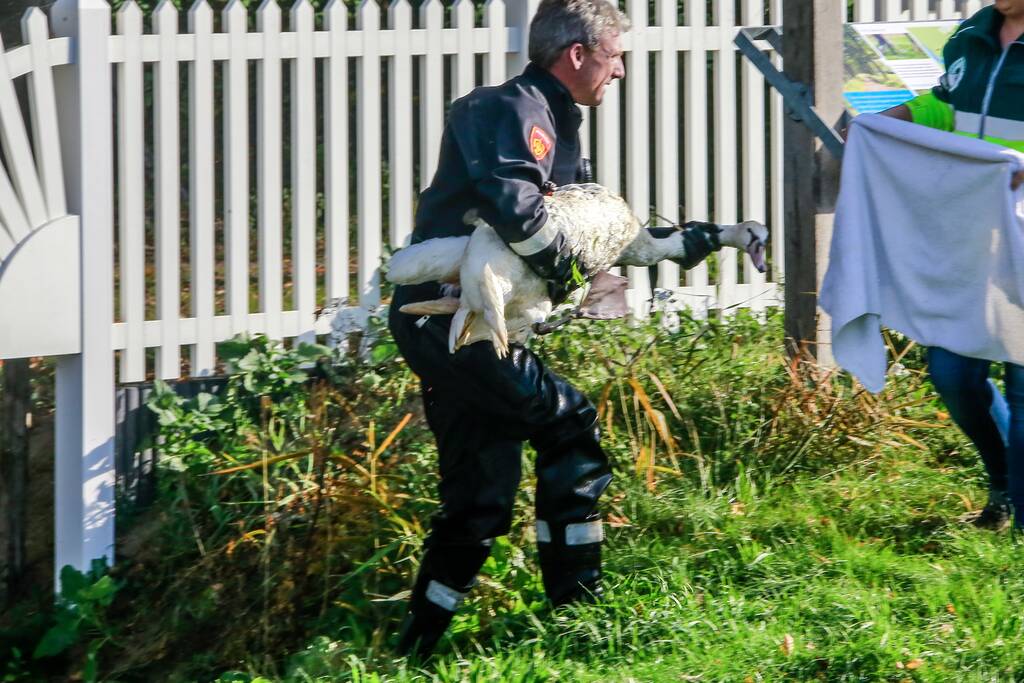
left=844, top=21, right=960, bottom=114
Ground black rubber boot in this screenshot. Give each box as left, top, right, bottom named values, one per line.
left=395, top=543, right=490, bottom=659
left=536, top=518, right=604, bottom=606
left=395, top=600, right=457, bottom=660
left=539, top=543, right=603, bottom=606
left=395, top=571, right=467, bottom=659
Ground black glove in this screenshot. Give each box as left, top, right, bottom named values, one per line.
left=672, top=221, right=722, bottom=269
left=546, top=253, right=588, bottom=305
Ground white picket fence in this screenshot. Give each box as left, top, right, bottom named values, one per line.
left=0, top=0, right=988, bottom=578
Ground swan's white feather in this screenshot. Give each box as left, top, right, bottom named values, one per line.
left=386, top=183, right=766, bottom=355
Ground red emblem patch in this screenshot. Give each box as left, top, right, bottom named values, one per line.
left=528, top=125, right=553, bottom=161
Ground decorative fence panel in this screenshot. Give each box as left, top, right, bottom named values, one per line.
left=0, top=0, right=990, bottom=578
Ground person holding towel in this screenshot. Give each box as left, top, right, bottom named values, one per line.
left=875, top=0, right=1024, bottom=529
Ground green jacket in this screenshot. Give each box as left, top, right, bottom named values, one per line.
left=905, top=6, right=1024, bottom=152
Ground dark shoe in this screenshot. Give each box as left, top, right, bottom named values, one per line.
left=973, top=491, right=1011, bottom=530
left=395, top=599, right=457, bottom=659
left=537, top=522, right=604, bottom=606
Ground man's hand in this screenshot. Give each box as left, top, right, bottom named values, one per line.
left=1013, top=170, right=1024, bottom=191
left=546, top=255, right=588, bottom=305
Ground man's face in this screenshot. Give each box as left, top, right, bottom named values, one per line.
left=995, top=0, right=1024, bottom=19
left=572, top=32, right=625, bottom=106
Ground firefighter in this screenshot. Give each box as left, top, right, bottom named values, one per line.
left=388, top=0, right=728, bottom=657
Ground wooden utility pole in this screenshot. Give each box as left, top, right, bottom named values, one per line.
left=0, top=358, right=30, bottom=606
left=781, top=0, right=844, bottom=363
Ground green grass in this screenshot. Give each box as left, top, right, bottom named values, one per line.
left=280, top=459, right=1024, bottom=682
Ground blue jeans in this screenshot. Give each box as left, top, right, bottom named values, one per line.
left=927, top=347, right=1024, bottom=511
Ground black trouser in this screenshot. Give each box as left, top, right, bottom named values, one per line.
left=389, top=283, right=612, bottom=655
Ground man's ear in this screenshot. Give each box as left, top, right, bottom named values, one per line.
left=568, top=43, right=586, bottom=70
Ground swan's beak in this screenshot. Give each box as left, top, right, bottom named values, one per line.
left=745, top=229, right=767, bottom=274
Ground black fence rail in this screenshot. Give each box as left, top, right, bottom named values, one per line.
left=114, top=377, right=228, bottom=507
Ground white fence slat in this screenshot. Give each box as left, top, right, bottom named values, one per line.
left=154, top=0, right=181, bottom=378
left=419, top=0, right=443, bottom=190
left=291, top=0, right=316, bottom=343
left=965, top=1, right=982, bottom=16
left=0, top=134, right=30, bottom=245
left=625, top=0, right=650, bottom=315
left=257, top=0, right=284, bottom=339
left=579, top=105, right=591, bottom=159
left=654, top=0, right=679, bottom=290
left=713, top=0, right=738, bottom=310
left=595, top=81, right=619, bottom=279
left=911, top=0, right=929, bottom=19
left=504, top=0, right=535, bottom=75
left=854, top=0, right=875, bottom=22
left=223, top=0, right=249, bottom=336
left=452, top=0, right=475, bottom=99
left=389, top=0, right=414, bottom=248
left=189, top=0, right=215, bottom=374
left=22, top=8, right=67, bottom=220
left=595, top=89, right=619, bottom=193
left=882, top=0, right=903, bottom=20
left=0, top=35, right=47, bottom=231
left=483, top=0, right=506, bottom=85
left=683, top=1, right=708, bottom=290
left=741, top=0, right=767, bottom=293
left=324, top=0, right=349, bottom=304
left=357, top=0, right=382, bottom=308
left=938, top=0, right=956, bottom=18
left=116, top=1, right=146, bottom=382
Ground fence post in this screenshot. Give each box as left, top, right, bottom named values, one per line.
left=781, top=0, right=842, bottom=364
left=50, top=0, right=116, bottom=588
left=505, top=0, right=537, bottom=76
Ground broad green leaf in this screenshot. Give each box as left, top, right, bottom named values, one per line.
left=32, top=617, right=81, bottom=659
left=236, top=349, right=261, bottom=372
left=371, top=342, right=398, bottom=365
left=196, top=392, right=217, bottom=412
left=218, top=337, right=252, bottom=360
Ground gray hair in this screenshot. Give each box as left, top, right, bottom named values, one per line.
left=528, top=0, right=631, bottom=69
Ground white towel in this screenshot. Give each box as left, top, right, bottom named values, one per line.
left=820, top=113, right=1024, bottom=393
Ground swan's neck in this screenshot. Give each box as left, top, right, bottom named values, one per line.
left=616, top=229, right=685, bottom=267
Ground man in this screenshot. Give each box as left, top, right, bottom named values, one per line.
left=388, top=0, right=733, bottom=657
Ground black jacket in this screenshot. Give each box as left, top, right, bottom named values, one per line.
left=412, top=63, right=586, bottom=285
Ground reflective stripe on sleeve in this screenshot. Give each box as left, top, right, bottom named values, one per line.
left=536, top=520, right=552, bottom=543
left=508, top=219, right=561, bottom=257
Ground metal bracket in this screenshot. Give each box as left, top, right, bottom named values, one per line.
left=734, top=26, right=846, bottom=160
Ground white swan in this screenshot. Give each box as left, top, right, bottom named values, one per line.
left=388, top=184, right=767, bottom=357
